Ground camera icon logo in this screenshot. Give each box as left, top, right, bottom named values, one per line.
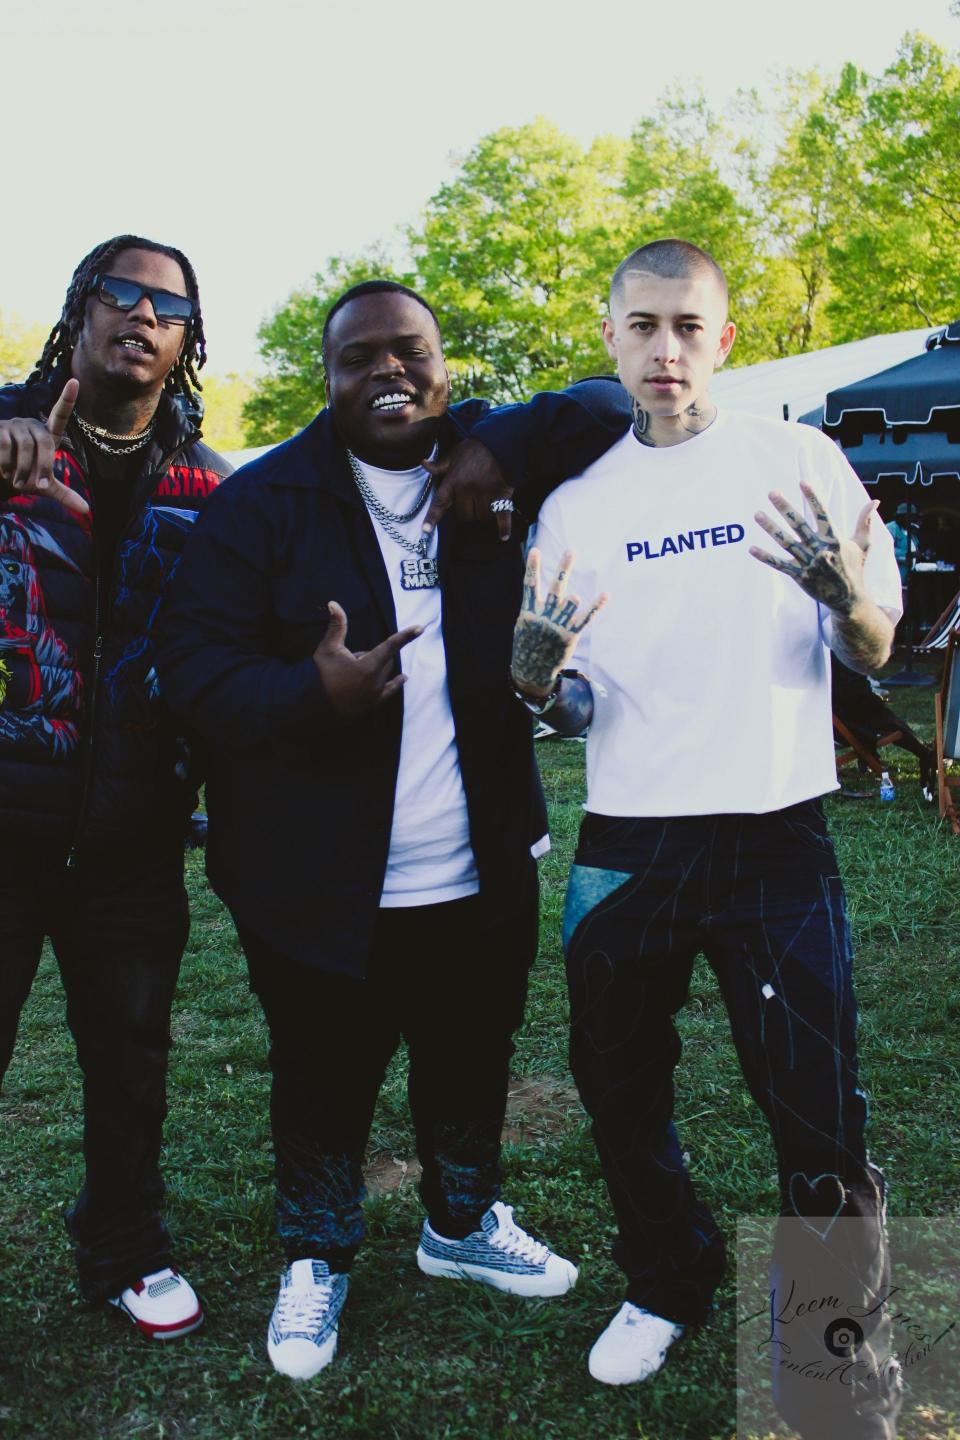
left=824, top=1317, right=866, bottom=1358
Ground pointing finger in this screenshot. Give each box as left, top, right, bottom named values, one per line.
left=367, top=624, right=423, bottom=669
left=46, top=379, right=80, bottom=447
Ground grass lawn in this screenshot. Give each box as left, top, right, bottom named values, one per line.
left=1, top=668, right=958, bottom=1439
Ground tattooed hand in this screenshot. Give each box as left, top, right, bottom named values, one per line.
left=511, top=548, right=607, bottom=699
left=750, top=480, right=877, bottom=615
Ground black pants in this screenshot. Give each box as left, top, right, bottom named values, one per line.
left=564, top=802, right=900, bottom=1438
left=241, top=883, right=538, bottom=1271
left=0, top=845, right=189, bottom=1301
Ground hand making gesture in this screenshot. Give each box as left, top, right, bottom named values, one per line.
left=750, top=478, right=877, bottom=617
left=0, top=378, right=89, bottom=515
left=511, top=548, right=607, bottom=700
left=312, top=601, right=422, bottom=716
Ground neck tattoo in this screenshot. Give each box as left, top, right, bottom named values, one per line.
left=631, top=396, right=718, bottom=447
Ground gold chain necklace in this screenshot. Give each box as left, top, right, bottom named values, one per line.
left=75, top=412, right=157, bottom=455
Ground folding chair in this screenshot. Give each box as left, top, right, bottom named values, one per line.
left=831, top=656, right=935, bottom=796
left=919, top=587, right=960, bottom=652
left=833, top=716, right=904, bottom=780
left=934, top=628, right=960, bottom=835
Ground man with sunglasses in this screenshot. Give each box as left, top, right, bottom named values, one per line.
left=0, top=236, right=230, bottom=1340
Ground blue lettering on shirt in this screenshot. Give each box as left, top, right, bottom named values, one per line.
left=626, top=522, right=745, bottom=562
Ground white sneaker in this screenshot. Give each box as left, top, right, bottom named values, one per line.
left=267, top=1259, right=348, bottom=1380
left=416, top=1201, right=578, bottom=1297
left=107, top=1267, right=203, bottom=1340
left=588, top=1301, right=683, bottom=1385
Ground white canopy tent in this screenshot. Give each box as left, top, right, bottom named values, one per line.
left=710, top=327, right=934, bottom=422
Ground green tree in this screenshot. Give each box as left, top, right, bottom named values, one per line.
left=243, top=251, right=409, bottom=444
left=824, top=36, right=960, bottom=338
left=621, top=93, right=772, bottom=361
left=753, top=67, right=867, bottom=358
left=412, top=119, right=631, bottom=401
left=0, top=313, right=46, bottom=385
left=198, top=372, right=255, bottom=452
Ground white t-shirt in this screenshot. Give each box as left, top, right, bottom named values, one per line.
left=355, top=456, right=479, bottom=907
left=533, top=410, right=903, bottom=818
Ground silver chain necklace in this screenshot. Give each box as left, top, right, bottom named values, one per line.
left=75, top=412, right=156, bottom=456
left=346, top=449, right=439, bottom=590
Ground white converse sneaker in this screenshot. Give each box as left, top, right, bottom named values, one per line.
left=416, top=1201, right=578, bottom=1297
left=267, top=1259, right=348, bottom=1380
left=588, top=1301, right=683, bottom=1384
left=107, top=1267, right=203, bottom=1340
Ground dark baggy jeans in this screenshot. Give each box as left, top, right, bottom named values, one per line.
left=563, top=800, right=900, bottom=1438
left=240, top=881, right=538, bottom=1271
left=0, top=844, right=189, bottom=1301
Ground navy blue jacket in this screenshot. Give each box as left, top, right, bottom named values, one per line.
left=0, top=374, right=231, bottom=853
left=157, top=379, right=632, bottom=974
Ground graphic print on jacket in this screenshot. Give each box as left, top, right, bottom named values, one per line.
left=0, top=511, right=83, bottom=758
left=104, top=506, right=202, bottom=723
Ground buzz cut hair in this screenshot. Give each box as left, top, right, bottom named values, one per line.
left=609, top=239, right=729, bottom=316
left=321, top=280, right=442, bottom=366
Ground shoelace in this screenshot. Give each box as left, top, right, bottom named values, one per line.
left=489, top=1206, right=550, bottom=1265
left=275, top=1280, right=333, bottom=1331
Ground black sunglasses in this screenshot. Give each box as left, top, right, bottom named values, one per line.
left=90, top=273, right=196, bottom=326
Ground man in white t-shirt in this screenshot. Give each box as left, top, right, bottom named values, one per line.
left=510, top=241, right=902, bottom=1438
left=158, top=282, right=610, bottom=1380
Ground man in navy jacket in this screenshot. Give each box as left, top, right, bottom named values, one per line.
left=158, top=281, right=627, bottom=1378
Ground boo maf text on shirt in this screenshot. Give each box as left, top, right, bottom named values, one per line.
left=626, top=523, right=746, bottom=562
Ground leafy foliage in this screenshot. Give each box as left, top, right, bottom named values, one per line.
left=242, top=34, right=960, bottom=445
left=0, top=313, right=47, bottom=386
left=198, top=372, right=255, bottom=453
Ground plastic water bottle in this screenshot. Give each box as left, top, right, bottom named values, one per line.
left=879, top=771, right=896, bottom=802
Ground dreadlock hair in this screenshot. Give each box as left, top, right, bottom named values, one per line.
left=321, top=280, right=442, bottom=367
left=28, top=234, right=208, bottom=396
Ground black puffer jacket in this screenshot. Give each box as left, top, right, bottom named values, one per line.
left=0, top=372, right=231, bottom=853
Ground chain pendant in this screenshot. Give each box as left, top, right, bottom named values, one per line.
left=400, top=556, right=439, bottom=590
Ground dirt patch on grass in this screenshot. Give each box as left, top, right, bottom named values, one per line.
left=365, top=1076, right=581, bottom=1194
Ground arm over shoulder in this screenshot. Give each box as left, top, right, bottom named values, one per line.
left=470, top=377, right=632, bottom=515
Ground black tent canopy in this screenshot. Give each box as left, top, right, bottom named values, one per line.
left=824, top=321, right=960, bottom=430
left=815, top=322, right=960, bottom=489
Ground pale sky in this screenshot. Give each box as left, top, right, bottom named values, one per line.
left=4, top=0, right=957, bottom=375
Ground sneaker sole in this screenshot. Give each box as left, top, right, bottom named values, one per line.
left=416, top=1246, right=576, bottom=1297
left=109, top=1297, right=205, bottom=1341
left=267, top=1330, right=338, bottom=1380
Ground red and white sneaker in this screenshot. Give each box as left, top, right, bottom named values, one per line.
left=108, top=1267, right=203, bottom=1340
